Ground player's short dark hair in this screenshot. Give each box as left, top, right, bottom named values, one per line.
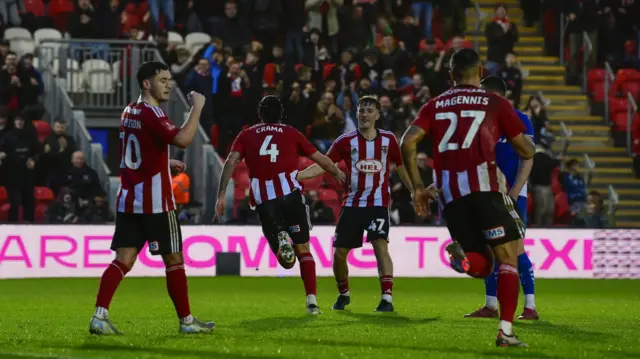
left=450, top=48, right=481, bottom=82
left=258, top=95, right=283, bottom=124
left=357, top=95, right=381, bottom=111
left=480, top=76, right=507, bottom=96
left=136, top=61, right=170, bottom=89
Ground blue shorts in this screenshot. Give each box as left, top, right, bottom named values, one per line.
left=517, top=196, right=528, bottom=228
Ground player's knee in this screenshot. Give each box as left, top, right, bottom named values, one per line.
left=333, top=248, right=349, bottom=262
left=493, top=241, right=519, bottom=268
left=115, top=248, right=138, bottom=268
left=294, top=242, right=310, bottom=256
left=162, top=252, right=184, bottom=267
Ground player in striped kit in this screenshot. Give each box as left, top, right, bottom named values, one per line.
left=215, top=95, right=345, bottom=314
left=400, top=49, right=535, bottom=347
left=463, top=76, right=539, bottom=320
left=297, top=96, right=418, bottom=312
left=90, top=62, right=214, bottom=335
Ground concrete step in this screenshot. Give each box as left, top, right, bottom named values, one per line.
left=549, top=115, right=602, bottom=123
left=549, top=124, right=609, bottom=134
left=554, top=145, right=627, bottom=154
left=615, top=220, right=640, bottom=228
left=556, top=135, right=610, bottom=142
left=523, top=86, right=583, bottom=96
left=466, top=35, right=543, bottom=46
left=525, top=75, right=565, bottom=83
left=522, top=65, right=566, bottom=75
left=579, top=167, right=635, bottom=175
left=587, top=156, right=633, bottom=167
left=591, top=176, right=639, bottom=186
left=470, top=27, right=539, bottom=36
left=590, top=187, right=640, bottom=196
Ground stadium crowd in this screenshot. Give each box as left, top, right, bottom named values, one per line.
left=0, top=0, right=633, bottom=229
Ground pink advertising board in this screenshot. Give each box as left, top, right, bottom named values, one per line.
left=0, top=225, right=599, bottom=279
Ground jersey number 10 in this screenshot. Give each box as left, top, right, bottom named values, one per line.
left=120, top=132, right=142, bottom=170
left=260, top=135, right=279, bottom=162
left=435, top=110, right=486, bottom=153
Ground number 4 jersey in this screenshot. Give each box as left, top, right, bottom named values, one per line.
left=411, top=85, right=525, bottom=206
left=230, top=123, right=318, bottom=207
left=116, top=99, right=179, bottom=214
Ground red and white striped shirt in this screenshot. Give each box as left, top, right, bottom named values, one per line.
left=116, top=99, right=179, bottom=213
left=230, top=123, right=318, bottom=206
left=411, top=85, right=525, bottom=206
left=327, top=129, right=402, bottom=208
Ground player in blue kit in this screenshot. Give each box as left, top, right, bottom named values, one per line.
left=463, top=76, right=539, bottom=320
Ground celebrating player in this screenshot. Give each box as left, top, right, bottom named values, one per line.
left=400, top=49, right=535, bottom=347
left=297, top=96, right=417, bottom=312
left=90, top=62, right=215, bottom=335
left=215, top=95, right=345, bottom=315
left=463, top=76, right=539, bottom=320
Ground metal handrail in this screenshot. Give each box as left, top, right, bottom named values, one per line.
left=559, top=13, right=571, bottom=66
left=582, top=31, right=593, bottom=91
left=604, top=62, right=616, bottom=124
left=473, top=2, right=481, bottom=51
left=560, top=121, right=572, bottom=158
left=583, top=153, right=595, bottom=187
left=626, top=92, right=638, bottom=155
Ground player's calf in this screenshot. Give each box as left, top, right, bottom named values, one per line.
left=294, top=244, right=320, bottom=315
left=371, top=239, right=394, bottom=312
left=332, top=248, right=351, bottom=310
left=493, top=240, right=522, bottom=343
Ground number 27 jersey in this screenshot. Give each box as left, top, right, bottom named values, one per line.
left=411, top=85, right=525, bottom=205
left=230, top=123, right=318, bottom=206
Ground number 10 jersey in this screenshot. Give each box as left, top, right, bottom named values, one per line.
left=230, top=123, right=318, bottom=207
left=116, top=99, right=180, bottom=214
left=411, top=85, right=526, bottom=206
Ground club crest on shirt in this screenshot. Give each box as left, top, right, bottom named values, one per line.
left=351, top=148, right=358, bottom=155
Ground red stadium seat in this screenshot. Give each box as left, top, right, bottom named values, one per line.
left=234, top=187, right=247, bottom=201
left=616, top=69, right=640, bottom=82
left=551, top=168, right=563, bottom=194
left=609, top=97, right=629, bottom=118
left=554, top=192, right=572, bottom=224
left=298, top=157, right=314, bottom=170
left=0, top=204, right=23, bottom=221
left=35, top=203, right=48, bottom=223
left=0, top=186, right=6, bottom=204
left=317, top=188, right=339, bottom=203
left=34, top=186, right=54, bottom=203
left=323, top=63, right=336, bottom=80
left=301, top=175, right=324, bottom=190
left=32, top=120, right=51, bottom=142
left=612, top=112, right=630, bottom=131
left=263, top=63, right=277, bottom=88
left=589, top=81, right=606, bottom=103
left=210, top=124, right=219, bottom=147
left=621, top=81, right=640, bottom=100
left=587, top=68, right=606, bottom=91
left=234, top=172, right=250, bottom=189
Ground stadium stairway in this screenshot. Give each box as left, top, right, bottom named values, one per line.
left=468, top=0, right=640, bottom=228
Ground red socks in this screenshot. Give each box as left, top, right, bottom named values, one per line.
left=298, top=252, right=317, bottom=295
left=380, top=275, right=393, bottom=296
left=95, top=260, right=130, bottom=309
left=166, top=263, right=191, bottom=319
left=337, top=278, right=349, bottom=295
left=497, top=264, right=519, bottom=323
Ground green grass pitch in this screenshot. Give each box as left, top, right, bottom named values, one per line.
left=0, top=277, right=638, bottom=359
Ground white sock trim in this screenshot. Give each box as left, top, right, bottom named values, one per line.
left=381, top=294, right=392, bottom=303
left=306, top=294, right=317, bottom=306
left=94, top=306, right=108, bottom=319
left=524, top=294, right=536, bottom=309
left=485, top=296, right=498, bottom=310
left=499, top=320, right=513, bottom=336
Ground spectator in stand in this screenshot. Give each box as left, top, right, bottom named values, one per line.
left=521, top=0, right=542, bottom=27
left=69, top=0, right=99, bottom=39
left=147, top=0, right=174, bottom=32
left=0, top=114, right=39, bottom=223
left=338, top=3, right=370, bottom=52
left=573, top=190, right=616, bottom=228
left=211, top=1, right=253, bottom=57
left=484, top=3, right=519, bottom=76
left=416, top=39, right=447, bottom=96
left=306, top=0, right=343, bottom=58
left=96, top=0, right=124, bottom=39
left=0, top=51, right=21, bottom=113
left=184, top=57, right=214, bottom=130
left=340, top=92, right=357, bottom=134
left=0, top=40, right=9, bottom=66
left=440, top=0, right=469, bottom=41
left=250, top=0, right=282, bottom=57
left=392, top=15, right=422, bottom=55
left=411, top=0, right=435, bottom=40
left=379, top=71, right=400, bottom=108
left=155, top=30, right=178, bottom=67
left=174, top=0, right=203, bottom=34
left=561, top=158, right=588, bottom=214
left=359, top=48, right=383, bottom=88
left=64, top=151, right=105, bottom=205
left=311, top=91, right=344, bottom=153
left=0, top=107, right=8, bottom=186
left=284, top=81, right=312, bottom=133
left=530, top=145, right=557, bottom=227
left=597, top=11, right=626, bottom=68
left=523, top=95, right=550, bottom=145
left=224, top=60, right=250, bottom=132
left=0, top=0, right=21, bottom=27
left=499, top=52, right=523, bottom=108
left=378, top=95, right=401, bottom=133
left=46, top=188, right=82, bottom=224
left=21, top=0, right=52, bottom=33
left=283, top=0, right=306, bottom=63
left=42, top=118, right=76, bottom=194
left=380, top=35, right=411, bottom=87
left=305, top=190, right=336, bottom=224
left=389, top=171, right=415, bottom=224
left=564, top=0, right=600, bottom=84
left=17, top=54, right=43, bottom=108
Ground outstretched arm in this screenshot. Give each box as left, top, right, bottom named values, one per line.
left=217, top=151, right=243, bottom=198
left=400, top=125, right=426, bottom=190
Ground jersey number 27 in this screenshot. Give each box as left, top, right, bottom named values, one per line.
left=435, top=110, right=486, bottom=153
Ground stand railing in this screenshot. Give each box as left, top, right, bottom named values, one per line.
left=559, top=13, right=570, bottom=66
left=584, top=153, right=595, bottom=188
left=582, top=31, right=593, bottom=91
left=604, top=62, right=616, bottom=123
left=473, top=2, right=481, bottom=51
left=626, top=92, right=638, bottom=155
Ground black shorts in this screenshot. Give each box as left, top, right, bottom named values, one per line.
left=111, top=211, right=182, bottom=256
left=443, top=192, right=525, bottom=252
left=256, top=190, right=311, bottom=253
left=334, top=206, right=390, bottom=249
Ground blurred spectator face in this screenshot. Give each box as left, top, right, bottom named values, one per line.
left=22, top=55, right=33, bottom=69
left=229, top=62, right=241, bottom=76
left=412, top=74, right=423, bottom=88
left=528, top=96, right=542, bottom=111
left=322, top=92, right=334, bottom=106
left=403, top=16, right=416, bottom=26
left=382, top=76, right=396, bottom=89
left=110, top=0, right=119, bottom=9
left=359, top=78, right=371, bottom=89
left=14, top=116, right=25, bottom=130
left=224, top=1, right=237, bottom=19
left=377, top=17, right=389, bottom=31
left=128, top=28, right=140, bottom=40
left=310, top=32, right=320, bottom=45
left=425, top=41, right=436, bottom=53
left=272, top=45, right=283, bottom=59
left=0, top=42, right=8, bottom=57
left=382, top=36, right=395, bottom=50
left=308, top=190, right=319, bottom=203
left=340, top=51, right=352, bottom=65
left=5, top=53, right=17, bottom=68
left=53, top=121, right=66, bottom=135
left=452, top=37, right=464, bottom=51
left=495, top=5, right=507, bottom=19
left=245, top=52, right=258, bottom=65
left=78, top=0, right=91, bottom=10
left=299, top=68, right=312, bottom=82
left=417, top=153, right=428, bottom=169
left=567, top=160, right=580, bottom=175
left=72, top=151, right=86, bottom=168
left=380, top=96, right=392, bottom=111
left=357, top=103, right=380, bottom=130
left=63, top=191, right=73, bottom=204
left=325, top=80, right=337, bottom=93
left=196, top=58, right=210, bottom=74
left=354, top=6, right=363, bottom=19
left=505, top=53, right=517, bottom=67
left=212, top=51, right=224, bottom=64
left=343, top=95, right=353, bottom=110
left=0, top=115, right=6, bottom=129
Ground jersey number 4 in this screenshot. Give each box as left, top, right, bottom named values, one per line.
left=435, top=110, right=486, bottom=153
left=260, top=135, right=279, bottom=162
left=119, top=132, right=142, bottom=170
